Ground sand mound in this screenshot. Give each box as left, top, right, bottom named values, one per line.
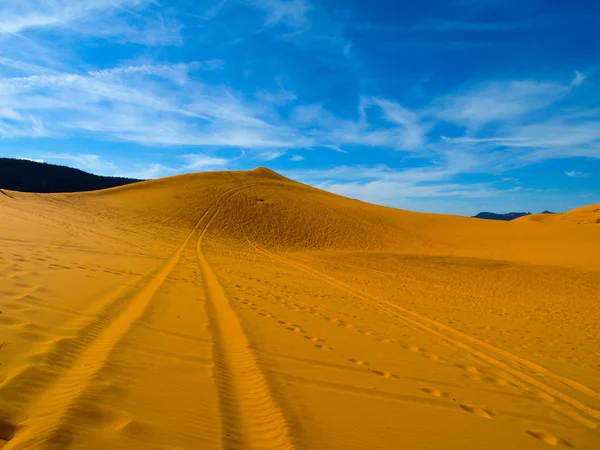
left=0, top=168, right=598, bottom=449
left=518, top=204, right=600, bottom=226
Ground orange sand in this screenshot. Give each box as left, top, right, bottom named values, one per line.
left=0, top=168, right=598, bottom=449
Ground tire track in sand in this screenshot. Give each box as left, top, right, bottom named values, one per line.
left=196, top=192, right=295, bottom=449
left=233, top=186, right=600, bottom=431
left=2, top=186, right=242, bottom=450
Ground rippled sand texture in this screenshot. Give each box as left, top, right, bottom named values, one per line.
left=0, top=169, right=599, bottom=449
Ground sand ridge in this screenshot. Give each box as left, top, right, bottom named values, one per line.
left=0, top=168, right=598, bottom=449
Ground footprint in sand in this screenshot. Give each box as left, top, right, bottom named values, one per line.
left=459, top=404, right=494, bottom=419
left=423, top=352, right=439, bottom=361
left=357, top=329, right=374, bottom=336
left=371, top=369, right=397, bottom=379
left=314, top=344, right=331, bottom=351
left=527, top=430, right=571, bottom=446
left=482, top=375, right=509, bottom=387
left=420, top=387, right=449, bottom=398
left=347, top=358, right=369, bottom=367
left=406, top=345, right=440, bottom=362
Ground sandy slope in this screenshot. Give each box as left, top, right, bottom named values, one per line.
left=0, top=169, right=598, bottom=449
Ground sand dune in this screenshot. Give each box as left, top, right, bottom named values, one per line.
left=0, top=168, right=598, bottom=449
left=517, top=205, right=600, bottom=226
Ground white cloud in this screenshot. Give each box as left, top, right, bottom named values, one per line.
left=0, top=63, right=312, bottom=148
left=442, top=119, right=600, bottom=162
left=29, top=152, right=232, bottom=179
left=369, top=98, right=427, bottom=150
left=571, top=71, right=586, bottom=87
left=0, top=113, right=47, bottom=138
left=0, top=108, right=23, bottom=120
left=252, top=0, right=310, bottom=30
left=435, top=80, right=569, bottom=128
left=2, top=52, right=598, bottom=190
left=0, top=0, right=182, bottom=46
left=291, top=98, right=428, bottom=152
left=0, top=61, right=435, bottom=153
left=282, top=164, right=521, bottom=216
left=259, top=151, right=285, bottom=160
left=255, top=80, right=297, bottom=105
left=289, top=154, right=304, bottom=161
left=180, top=153, right=230, bottom=169
left=0, top=0, right=142, bottom=34
left=44, top=153, right=118, bottom=172
left=0, top=57, right=53, bottom=75
left=121, top=163, right=171, bottom=179
left=565, top=170, right=589, bottom=178
left=248, top=0, right=353, bottom=58
left=202, top=0, right=228, bottom=19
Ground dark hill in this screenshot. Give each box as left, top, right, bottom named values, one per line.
left=0, top=158, right=141, bottom=193
left=473, top=212, right=531, bottom=221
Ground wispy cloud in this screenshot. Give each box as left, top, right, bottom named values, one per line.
left=0, top=58, right=436, bottom=153
left=34, top=151, right=233, bottom=179
left=0, top=62, right=303, bottom=147
left=571, top=71, right=586, bottom=87
left=282, top=164, right=522, bottom=216
left=434, top=80, right=570, bottom=128
left=0, top=0, right=182, bottom=46
left=442, top=119, right=600, bottom=162
left=291, top=98, right=429, bottom=152
left=259, top=151, right=285, bottom=160
left=251, top=0, right=310, bottom=30
left=0, top=57, right=54, bottom=75
left=180, top=153, right=230, bottom=169
left=255, top=79, right=297, bottom=105
left=44, top=152, right=119, bottom=172
left=247, top=0, right=352, bottom=58
left=19, top=157, right=45, bottom=163
left=0, top=0, right=139, bottom=34
left=565, top=170, right=589, bottom=178
left=201, top=0, right=228, bottom=20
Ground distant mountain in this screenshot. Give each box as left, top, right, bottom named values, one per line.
left=0, top=158, right=141, bottom=193
left=540, top=210, right=556, bottom=214
left=473, top=212, right=531, bottom=221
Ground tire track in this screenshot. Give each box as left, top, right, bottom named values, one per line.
left=2, top=187, right=242, bottom=449
left=196, top=189, right=295, bottom=449
left=233, top=186, right=600, bottom=430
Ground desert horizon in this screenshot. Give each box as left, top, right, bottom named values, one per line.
left=0, top=167, right=598, bottom=449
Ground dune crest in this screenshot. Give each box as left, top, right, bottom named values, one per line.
left=518, top=204, right=600, bottom=225
left=0, top=169, right=598, bottom=449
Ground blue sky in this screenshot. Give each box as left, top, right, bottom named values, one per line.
left=1, top=0, right=599, bottom=215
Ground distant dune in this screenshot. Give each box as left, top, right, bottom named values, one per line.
left=517, top=204, right=600, bottom=225
left=0, top=168, right=598, bottom=449
left=0, top=158, right=140, bottom=193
